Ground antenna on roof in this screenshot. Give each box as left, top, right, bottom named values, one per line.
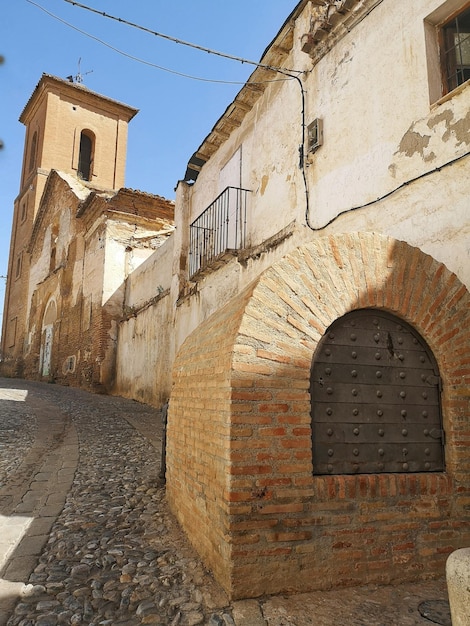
left=67, top=57, right=93, bottom=84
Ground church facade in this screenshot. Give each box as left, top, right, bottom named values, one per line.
left=1, top=74, right=174, bottom=389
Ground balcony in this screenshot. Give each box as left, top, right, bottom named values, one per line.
left=189, top=186, right=250, bottom=278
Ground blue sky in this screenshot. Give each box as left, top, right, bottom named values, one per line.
left=0, top=0, right=296, bottom=328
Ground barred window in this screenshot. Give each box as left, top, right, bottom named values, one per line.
left=440, top=5, right=470, bottom=93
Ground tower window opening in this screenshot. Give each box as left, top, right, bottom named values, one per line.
left=78, top=130, right=94, bottom=181
left=28, top=131, right=38, bottom=173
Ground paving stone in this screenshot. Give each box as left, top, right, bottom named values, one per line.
left=232, top=600, right=265, bottom=626
left=26, top=518, right=55, bottom=537
left=6, top=535, right=48, bottom=558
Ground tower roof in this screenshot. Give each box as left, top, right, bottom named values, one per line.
left=19, top=73, right=138, bottom=125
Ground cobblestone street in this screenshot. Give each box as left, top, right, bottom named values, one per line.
left=0, top=378, right=450, bottom=626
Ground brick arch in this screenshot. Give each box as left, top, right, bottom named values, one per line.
left=168, top=232, right=470, bottom=600
left=42, top=296, right=58, bottom=327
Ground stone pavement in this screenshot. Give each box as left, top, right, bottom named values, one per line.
left=0, top=378, right=451, bottom=626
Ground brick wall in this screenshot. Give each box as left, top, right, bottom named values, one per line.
left=167, top=232, right=470, bottom=599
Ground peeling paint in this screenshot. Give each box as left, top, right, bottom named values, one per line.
left=424, top=151, right=437, bottom=163
left=428, top=109, right=454, bottom=130
left=260, top=175, right=269, bottom=196
left=427, top=108, right=470, bottom=145
left=448, top=110, right=470, bottom=145
left=397, top=130, right=431, bottom=158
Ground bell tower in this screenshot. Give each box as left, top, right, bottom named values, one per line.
left=18, top=73, right=138, bottom=220
left=1, top=74, right=138, bottom=375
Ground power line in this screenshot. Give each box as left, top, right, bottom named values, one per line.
left=62, top=0, right=303, bottom=75
left=27, top=0, right=299, bottom=85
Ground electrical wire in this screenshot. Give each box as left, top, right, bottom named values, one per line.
left=305, top=150, right=470, bottom=231
left=62, top=0, right=304, bottom=75
left=26, top=0, right=299, bottom=86
left=28, top=0, right=310, bottom=217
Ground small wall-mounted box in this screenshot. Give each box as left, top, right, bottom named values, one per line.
left=307, top=118, right=323, bottom=153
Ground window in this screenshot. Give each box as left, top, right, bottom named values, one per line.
left=50, top=246, right=57, bottom=272
left=440, top=5, right=470, bottom=93
left=15, top=254, right=22, bottom=279
left=28, top=131, right=38, bottom=172
left=7, top=318, right=17, bottom=348
left=310, top=309, right=444, bottom=475
left=20, top=201, right=28, bottom=223
left=78, top=130, right=94, bottom=181
left=63, top=355, right=76, bottom=374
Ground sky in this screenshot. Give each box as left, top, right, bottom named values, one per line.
left=0, top=0, right=296, bottom=329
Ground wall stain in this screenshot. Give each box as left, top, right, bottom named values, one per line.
left=397, top=130, right=431, bottom=158
left=260, top=174, right=269, bottom=196
left=395, top=107, right=469, bottom=162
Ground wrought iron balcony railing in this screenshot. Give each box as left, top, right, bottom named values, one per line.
left=189, top=186, right=250, bottom=278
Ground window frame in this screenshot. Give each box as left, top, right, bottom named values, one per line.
left=425, top=0, right=470, bottom=103
left=439, top=3, right=470, bottom=94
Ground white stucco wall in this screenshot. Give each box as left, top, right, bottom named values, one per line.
left=124, top=234, right=174, bottom=310
left=185, top=0, right=469, bottom=282
left=114, top=292, right=174, bottom=406
left=114, top=0, right=469, bottom=406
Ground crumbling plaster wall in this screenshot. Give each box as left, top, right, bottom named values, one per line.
left=169, top=0, right=469, bottom=347
left=114, top=293, right=174, bottom=406
left=114, top=0, right=469, bottom=409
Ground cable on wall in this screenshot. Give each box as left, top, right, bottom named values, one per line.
left=305, top=150, right=470, bottom=232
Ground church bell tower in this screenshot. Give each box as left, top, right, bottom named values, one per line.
left=1, top=74, right=138, bottom=375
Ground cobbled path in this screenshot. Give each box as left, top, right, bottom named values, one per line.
left=0, top=389, right=35, bottom=484
left=0, top=378, right=451, bottom=626
left=0, top=379, right=230, bottom=626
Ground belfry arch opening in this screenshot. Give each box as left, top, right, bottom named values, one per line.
left=310, top=309, right=444, bottom=476
left=78, top=130, right=94, bottom=181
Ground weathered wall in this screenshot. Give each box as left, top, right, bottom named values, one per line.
left=186, top=0, right=470, bottom=240
left=167, top=232, right=470, bottom=599
left=123, top=233, right=174, bottom=310
left=162, top=0, right=470, bottom=369
left=8, top=168, right=174, bottom=392
left=115, top=292, right=174, bottom=406
left=113, top=0, right=469, bottom=414
left=113, top=235, right=175, bottom=405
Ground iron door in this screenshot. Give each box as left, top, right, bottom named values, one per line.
left=310, top=310, right=444, bottom=475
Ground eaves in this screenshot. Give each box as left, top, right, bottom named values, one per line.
left=184, top=0, right=382, bottom=181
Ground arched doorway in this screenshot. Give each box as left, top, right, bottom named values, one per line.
left=168, top=232, right=470, bottom=599
left=40, top=298, right=57, bottom=377
left=310, top=309, right=444, bottom=475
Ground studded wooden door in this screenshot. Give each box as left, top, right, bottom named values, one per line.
left=310, top=309, right=444, bottom=475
